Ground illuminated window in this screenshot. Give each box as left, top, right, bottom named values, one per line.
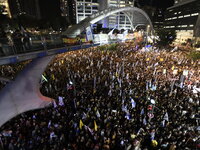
left=191, top=13, right=199, bottom=16
left=181, top=25, right=187, bottom=27
left=184, top=14, right=190, bottom=17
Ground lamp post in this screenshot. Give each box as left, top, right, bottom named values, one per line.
left=146, top=25, right=150, bottom=45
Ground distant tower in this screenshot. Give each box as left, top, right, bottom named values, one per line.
left=0, top=0, right=11, bottom=17
left=8, top=0, right=41, bottom=19
left=105, top=0, right=135, bottom=29
left=76, top=0, right=99, bottom=24
left=60, top=0, right=76, bottom=25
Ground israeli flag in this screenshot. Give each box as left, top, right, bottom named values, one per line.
left=131, top=98, right=136, bottom=108
left=58, top=96, right=65, bottom=106
left=140, top=108, right=144, bottom=115
left=163, top=112, right=169, bottom=122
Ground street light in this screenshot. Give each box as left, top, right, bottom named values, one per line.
left=146, top=25, right=150, bottom=45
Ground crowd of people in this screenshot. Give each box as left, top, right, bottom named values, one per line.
left=0, top=61, right=30, bottom=90
left=0, top=43, right=199, bottom=150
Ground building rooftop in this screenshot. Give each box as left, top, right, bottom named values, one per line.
left=168, top=0, right=196, bottom=9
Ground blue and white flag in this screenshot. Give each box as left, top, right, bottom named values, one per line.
left=82, top=112, right=87, bottom=120
left=140, top=108, right=144, bottom=115
left=122, top=104, right=126, bottom=112
left=146, top=82, right=149, bottom=90
left=161, top=120, right=165, bottom=127
left=125, top=113, right=131, bottom=120
left=143, top=117, right=147, bottom=125
left=163, top=112, right=169, bottom=122
left=58, top=96, right=65, bottom=106
left=48, top=120, right=51, bottom=128
left=96, top=110, right=100, bottom=118
left=131, top=98, right=136, bottom=108
left=53, top=101, right=57, bottom=108
left=86, top=26, right=94, bottom=41
left=151, top=84, right=157, bottom=91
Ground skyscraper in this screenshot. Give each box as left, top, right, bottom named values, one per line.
left=76, top=0, right=99, bottom=24
left=8, top=0, right=41, bottom=19
left=164, top=0, right=200, bottom=43
left=0, top=0, right=11, bottom=17
left=60, top=0, right=76, bottom=25
left=76, top=0, right=135, bottom=30
left=106, top=0, right=134, bottom=29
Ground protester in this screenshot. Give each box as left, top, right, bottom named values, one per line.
left=0, top=43, right=199, bottom=150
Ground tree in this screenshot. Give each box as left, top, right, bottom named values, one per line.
left=156, top=29, right=176, bottom=46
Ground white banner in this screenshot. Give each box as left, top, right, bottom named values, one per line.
left=86, top=26, right=94, bottom=41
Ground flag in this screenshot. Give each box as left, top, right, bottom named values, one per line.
left=183, top=70, right=189, bottom=76
left=131, top=98, right=136, bottom=108
left=154, top=62, right=159, bottom=66
left=146, top=82, right=149, bottom=90
left=123, top=29, right=128, bottom=38
left=79, top=120, right=84, bottom=130
left=48, top=120, right=51, bottom=128
left=51, top=74, right=55, bottom=80
left=87, top=126, right=94, bottom=135
left=151, top=85, right=157, bottom=91
left=173, top=69, right=178, bottom=75
left=94, top=120, right=98, bottom=131
left=82, top=112, right=87, bottom=120
left=42, top=75, right=48, bottom=82
left=122, top=104, right=127, bottom=112
left=143, top=117, right=147, bottom=125
left=163, top=69, right=167, bottom=74
left=53, top=101, right=57, bottom=108
left=160, top=58, right=164, bottom=62
left=161, top=120, right=165, bottom=127
left=163, top=112, right=169, bottom=122
left=125, top=113, right=131, bottom=120
left=108, top=27, right=116, bottom=36
left=96, top=110, right=100, bottom=118
left=171, top=66, right=175, bottom=70
left=108, top=89, right=112, bottom=96
left=140, top=108, right=144, bottom=115
left=58, top=96, right=64, bottom=106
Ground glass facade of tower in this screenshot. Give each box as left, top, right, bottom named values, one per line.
left=76, top=0, right=99, bottom=23
left=76, top=0, right=135, bottom=30
left=107, top=0, right=134, bottom=29
left=60, top=0, right=76, bottom=25
left=164, top=0, right=200, bottom=43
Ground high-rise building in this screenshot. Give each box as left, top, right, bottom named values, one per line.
left=0, top=0, right=11, bottom=17
left=76, top=0, right=135, bottom=30
left=152, top=8, right=164, bottom=29
left=76, top=0, right=99, bottom=24
left=106, top=0, right=134, bottom=29
left=60, top=0, right=76, bottom=25
left=8, top=0, right=41, bottom=19
left=164, top=0, right=200, bottom=43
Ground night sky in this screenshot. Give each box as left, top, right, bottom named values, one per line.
left=137, top=0, right=174, bottom=8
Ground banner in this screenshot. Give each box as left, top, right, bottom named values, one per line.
left=86, top=26, right=94, bottom=41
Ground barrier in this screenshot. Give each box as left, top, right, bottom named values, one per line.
left=0, top=43, right=100, bottom=65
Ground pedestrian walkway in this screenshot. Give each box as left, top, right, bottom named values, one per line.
left=0, top=55, right=54, bottom=127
